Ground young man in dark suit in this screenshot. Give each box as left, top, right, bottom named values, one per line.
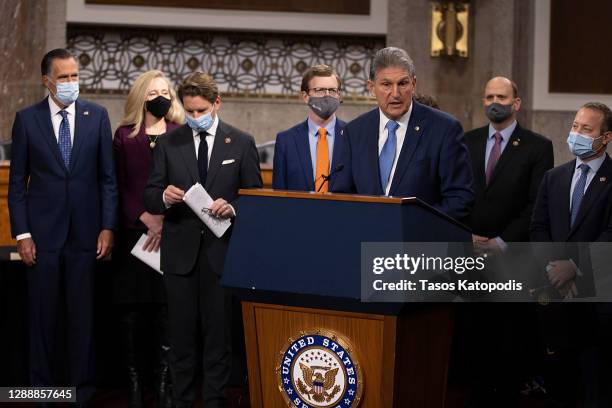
left=273, top=64, right=346, bottom=192
left=461, top=77, right=554, bottom=406
left=332, top=47, right=473, bottom=221
left=531, top=102, right=612, bottom=407
left=144, top=72, right=262, bottom=408
left=8, top=48, right=117, bottom=406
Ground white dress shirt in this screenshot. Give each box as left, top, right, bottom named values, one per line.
left=377, top=105, right=413, bottom=195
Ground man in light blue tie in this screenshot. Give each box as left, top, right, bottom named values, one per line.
left=8, top=48, right=117, bottom=406
left=530, top=101, right=612, bottom=407
left=332, top=47, right=474, bottom=221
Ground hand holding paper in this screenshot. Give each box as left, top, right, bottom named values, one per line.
left=131, top=233, right=162, bottom=274
left=183, top=183, right=232, bottom=238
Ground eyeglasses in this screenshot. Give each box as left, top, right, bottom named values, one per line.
left=308, top=87, right=340, bottom=97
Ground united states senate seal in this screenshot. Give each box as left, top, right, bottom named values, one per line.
left=276, top=329, right=363, bottom=408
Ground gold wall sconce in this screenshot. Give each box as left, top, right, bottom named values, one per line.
left=430, top=1, right=469, bottom=58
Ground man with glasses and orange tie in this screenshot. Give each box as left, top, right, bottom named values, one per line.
left=273, top=64, right=346, bottom=192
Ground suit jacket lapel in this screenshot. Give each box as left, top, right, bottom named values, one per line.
left=205, top=121, right=233, bottom=190
left=360, top=110, right=383, bottom=195
left=487, top=126, right=522, bottom=188
left=70, top=100, right=87, bottom=172
left=34, top=99, right=65, bottom=170
left=556, top=161, right=575, bottom=238
left=330, top=119, right=344, bottom=171
left=294, top=121, right=314, bottom=190
left=177, top=125, right=199, bottom=185
left=569, top=155, right=612, bottom=235
left=470, top=127, right=487, bottom=190
left=390, top=102, right=425, bottom=196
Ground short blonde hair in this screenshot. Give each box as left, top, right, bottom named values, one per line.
left=118, top=70, right=185, bottom=137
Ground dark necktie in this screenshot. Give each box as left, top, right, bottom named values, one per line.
left=198, top=132, right=208, bottom=184
left=485, top=132, right=503, bottom=185
left=570, top=163, right=590, bottom=227
left=58, top=109, right=72, bottom=168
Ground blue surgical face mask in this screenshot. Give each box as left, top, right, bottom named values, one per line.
left=185, top=111, right=214, bottom=133
left=567, top=131, right=603, bottom=159
left=51, top=80, right=79, bottom=106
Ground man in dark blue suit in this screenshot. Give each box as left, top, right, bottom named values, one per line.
left=273, top=64, right=345, bottom=192
left=531, top=102, right=612, bottom=407
left=332, top=47, right=473, bottom=220
left=8, top=48, right=117, bottom=405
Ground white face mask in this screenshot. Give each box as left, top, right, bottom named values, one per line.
left=51, top=80, right=79, bottom=105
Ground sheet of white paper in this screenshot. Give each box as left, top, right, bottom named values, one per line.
left=130, top=233, right=163, bottom=274
left=183, top=183, right=232, bottom=238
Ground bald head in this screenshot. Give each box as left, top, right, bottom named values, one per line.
left=483, top=76, right=521, bottom=128
left=485, top=76, right=518, bottom=99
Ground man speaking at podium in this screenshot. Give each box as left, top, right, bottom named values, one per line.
left=332, top=47, right=473, bottom=220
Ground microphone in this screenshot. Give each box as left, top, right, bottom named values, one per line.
left=316, top=164, right=345, bottom=193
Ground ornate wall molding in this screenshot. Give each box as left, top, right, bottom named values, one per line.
left=67, top=25, right=385, bottom=99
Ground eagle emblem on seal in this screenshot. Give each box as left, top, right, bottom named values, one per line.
left=297, top=363, right=341, bottom=403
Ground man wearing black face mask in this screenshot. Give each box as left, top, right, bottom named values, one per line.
left=461, top=77, right=553, bottom=406
left=273, top=64, right=345, bottom=192
left=466, top=76, right=554, bottom=250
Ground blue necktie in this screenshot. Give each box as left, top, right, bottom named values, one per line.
left=58, top=110, right=72, bottom=168
left=198, top=132, right=208, bottom=184
left=379, top=120, right=399, bottom=192
left=570, top=163, right=590, bottom=227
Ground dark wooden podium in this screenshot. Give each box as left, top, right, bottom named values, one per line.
left=222, top=190, right=471, bottom=407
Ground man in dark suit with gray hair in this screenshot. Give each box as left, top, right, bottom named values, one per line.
left=332, top=46, right=473, bottom=220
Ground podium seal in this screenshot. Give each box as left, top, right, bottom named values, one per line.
left=277, top=329, right=363, bottom=408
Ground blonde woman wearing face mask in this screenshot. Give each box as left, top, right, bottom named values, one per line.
left=112, top=70, right=184, bottom=408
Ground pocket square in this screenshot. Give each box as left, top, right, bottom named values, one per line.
left=222, top=159, right=235, bottom=165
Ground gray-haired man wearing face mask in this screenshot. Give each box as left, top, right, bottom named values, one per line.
left=273, top=64, right=346, bottom=192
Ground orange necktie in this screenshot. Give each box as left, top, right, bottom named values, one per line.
left=315, top=127, right=329, bottom=192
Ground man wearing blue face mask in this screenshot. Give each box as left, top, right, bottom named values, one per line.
left=273, top=64, right=346, bottom=192
left=531, top=102, right=612, bottom=406
left=8, top=48, right=117, bottom=406
left=144, top=72, right=262, bottom=408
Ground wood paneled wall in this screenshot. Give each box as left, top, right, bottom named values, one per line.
left=0, top=163, right=15, bottom=246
